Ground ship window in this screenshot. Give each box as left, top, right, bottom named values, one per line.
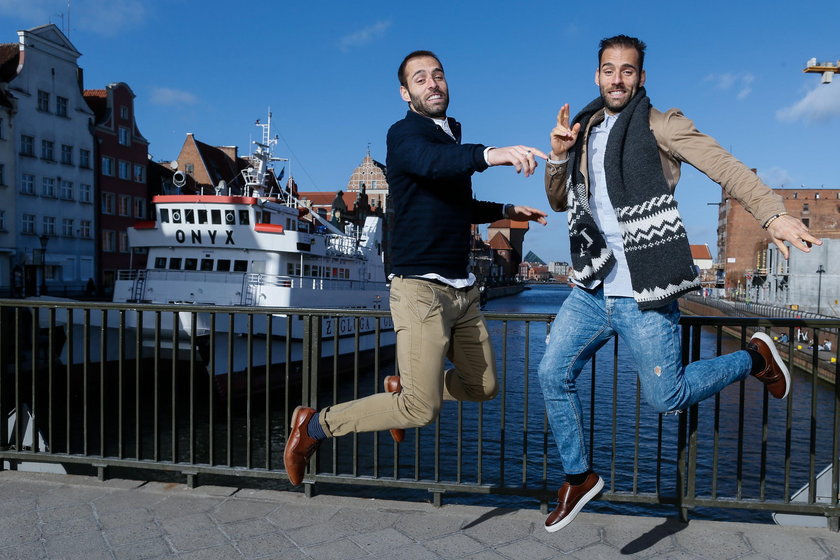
left=211, top=209, right=222, bottom=224
left=225, top=210, right=235, bottom=224
left=325, top=268, right=331, bottom=278
left=217, top=259, right=231, bottom=272
left=160, top=209, right=169, bottom=223
left=304, top=264, right=311, bottom=276
left=197, top=209, right=208, bottom=224
left=287, top=263, right=295, bottom=275
left=169, top=258, right=182, bottom=270
left=261, top=212, right=271, bottom=224
left=200, top=258, right=214, bottom=271
left=239, top=210, right=250, bottom=225
left=184, top=258, right=198, bottom=270
left=172, top=209, right=182, bottom=223
left=185, top=209, right=195, bottom=224
left=233, top=260, right=247, bottom=272
left=154, top=257, right=166, bottom=269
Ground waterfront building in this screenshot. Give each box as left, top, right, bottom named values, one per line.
left=761, top=237, right=839, bottom=317
left=345, top=151, right=388, bottom=213
left=0, top=83, right=15, bottom=295
left=84, top=83, right=149, bottom=294
left=714, top=185, right=840, bottom=293
left=0, top=24, right=96, bottom=296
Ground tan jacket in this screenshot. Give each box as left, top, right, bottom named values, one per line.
left=544, top=107, right=786, bottom=226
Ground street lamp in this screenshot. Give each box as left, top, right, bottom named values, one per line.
left=39, top=234, right=49, bottom=296
left=816, top=264, right=826, bottom=315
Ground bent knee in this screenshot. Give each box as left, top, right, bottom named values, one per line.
left=401, top=396, right=441, bottom=428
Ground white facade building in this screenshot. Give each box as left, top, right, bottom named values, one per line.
left=1, top=24, right=95, bottom=295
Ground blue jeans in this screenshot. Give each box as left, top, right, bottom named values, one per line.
left=537, top=286, right=751, bottom=475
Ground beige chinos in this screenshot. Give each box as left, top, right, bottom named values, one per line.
left=320, top=276, right=497, bottom=437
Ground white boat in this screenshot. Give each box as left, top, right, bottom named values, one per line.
left=54, top=113, right=394, bottom=393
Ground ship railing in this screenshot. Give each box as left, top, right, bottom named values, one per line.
left=1, top=299, right=839, bottom=531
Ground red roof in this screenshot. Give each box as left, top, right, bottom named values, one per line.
left=298, top=191, right=354, bottom=207
left=690, top=244, right=713, bottom=260
left=488, top=218, right=530, bottom=229
left=488, top=232, right=513, bottom=250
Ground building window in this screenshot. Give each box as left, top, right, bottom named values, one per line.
left=118, top=160, right=130, bottom=180
left=56, top=96, right=68, bottom=117
left=102, top=156, right=114, bottom=176
left=43, top=216, right=56, bottom=236
left=37, top=90, right=50, bottom=112
left=62, top=218, right=74, bottom=237
left=0, top=163, right=4, bottom=186
left=0, top=210, right=5, bottom=231
left=118, top=194, right=131, bottom=216
left=134, top=164, right=145, bottom=183
left=42, top=177, right=56, bottom=198
left=79, top=183, right=92, bottom=203
left=803, top=203, right=810, bottom=213
left=815, top=192, right=820, bottom=200
left=133, top=197, right=146, bottom=219
left=793, top=192, right=798, bottom=199
left=102, top=192, right=115, bottom=214
left=79, top=149, right=91, bottom=169
left=120, top=106, right=129, bottom=119
left=61, top=144, right=73, bottom=165
left=22, top=214, right=35, bottom=234
left=21, top=135, right=34, bottom=156
left=185, top=163, right=194, bottom=174
left=80, top=220, right=92, bottom=238
left=119, top=231, right=129, bottom=253
left=0, top=117, right=4, bottom=140
left=802, top=218, right=810, bottom=228
left=118, top=127, right=130, bottom=146
left=41, top=140, right=54, bottom=161
left=60, top=180, right=73, bottom=200
left=21, top=173, right=35, bottom=194
left=102, top=230, right=116, bottom=252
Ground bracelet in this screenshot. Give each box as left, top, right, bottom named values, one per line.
left=762, top=212, right=789, bottom=229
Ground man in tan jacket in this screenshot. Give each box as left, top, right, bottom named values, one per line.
left=538, top=34, right=820, bottom=533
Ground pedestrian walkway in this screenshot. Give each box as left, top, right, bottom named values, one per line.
left=0, top=470, right=837, bottom=559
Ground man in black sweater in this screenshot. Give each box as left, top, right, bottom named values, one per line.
left=284, top=50, right=548, bottom=485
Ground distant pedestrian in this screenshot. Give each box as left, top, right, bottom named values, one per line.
left=537, top=34, right=821, bottom=533
left=284, top=50, right=549, bottom=486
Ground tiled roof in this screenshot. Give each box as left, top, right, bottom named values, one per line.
left=0, top=43, right=20, bottom=82
left=690, top=244, right=713, bottom=260
left=488, top=218, right=530, bottom=229
left=299, top=191, right=355, bottom=207
left=488, top=232, right=513, bottom=251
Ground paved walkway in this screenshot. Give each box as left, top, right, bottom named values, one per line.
left=0, top=470, right=838, bottom=559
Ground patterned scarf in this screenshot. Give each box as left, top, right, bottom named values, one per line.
left=566, top=88, right=700, bottom=310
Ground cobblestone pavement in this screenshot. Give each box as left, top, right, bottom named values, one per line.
left=0, top=470, right=837, bottom=559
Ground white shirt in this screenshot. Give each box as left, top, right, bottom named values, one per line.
left=586, top=113, right=634, bottom=297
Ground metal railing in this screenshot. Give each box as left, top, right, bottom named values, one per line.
left=0, top=299, right=838, bottom=529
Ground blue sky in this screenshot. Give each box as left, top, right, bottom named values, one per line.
left=3, top=0, right=839, bottom=264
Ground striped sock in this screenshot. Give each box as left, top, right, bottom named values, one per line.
left=308, top=412, right=327, bottom=441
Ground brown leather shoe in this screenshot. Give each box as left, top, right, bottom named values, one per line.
left=545, top=472, right=604, bottom=533
left=283, top=406, right=321, bottom=486
left=384, top=376, right=405, bottom=443
left=748, top=332, right=791, bottom=399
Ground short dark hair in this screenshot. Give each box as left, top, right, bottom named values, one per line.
left=397, top=50, right=443, bottom=87
left=598, top=35, right=646, bottom=71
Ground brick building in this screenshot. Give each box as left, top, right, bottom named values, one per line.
left=345, top=151, right=388, bottom=214
left=84, top=83, right=149, bottom=293
left=715, top=187, right=840, bottom=292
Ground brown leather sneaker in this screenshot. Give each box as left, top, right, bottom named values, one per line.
left=545, top=472, right=604, bottom=533
left=748, top=332, right=791, bottom=399
left=384, top=376, right=405, bottom=443
left=283, top=406, right=322, bottom=486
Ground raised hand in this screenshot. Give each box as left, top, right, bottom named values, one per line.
left=550, top=103, right=580, bottom=159
left=486, top=145, right=548, bottom=177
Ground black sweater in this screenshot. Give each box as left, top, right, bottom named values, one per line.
left=385, top=111, right=503, bottom=278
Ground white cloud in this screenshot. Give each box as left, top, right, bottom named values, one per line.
left=776, top=81, right=840, bottom=124
left=0, top=0, right=147, bottom=37
left=150, top=87, right=198, bottom=107
left=339, top=20, right=392, bottom=51
left=704, top=72, right=755, bottom=99
left=758, top=166, right=795, bottom=188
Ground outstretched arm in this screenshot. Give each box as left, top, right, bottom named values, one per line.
left=507, top=205, right=548, bottom=226
left=486, top=146, right=548, bottom=177
left=765, top=214, right=822, bottom=259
